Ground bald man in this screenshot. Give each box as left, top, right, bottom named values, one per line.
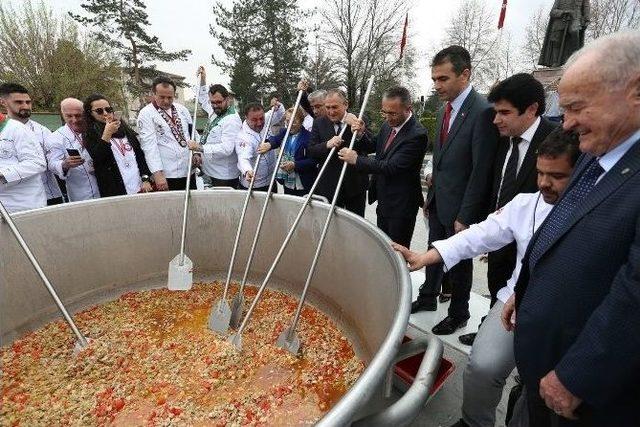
left=46, top=98, right=101, bottom=201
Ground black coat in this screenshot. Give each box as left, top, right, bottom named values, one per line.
left=85, top=124, right=151, bottom=197
left=353, top=115, right=428, bottom=218
left=426, top=88, right=499, bottom=226
left=307, top=115, right=371, bottom=200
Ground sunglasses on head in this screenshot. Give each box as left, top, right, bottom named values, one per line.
left=92, top=107, right=114, bottom=115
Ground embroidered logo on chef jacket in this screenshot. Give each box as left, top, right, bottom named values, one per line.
left=0, top=140, right=16, bottom=159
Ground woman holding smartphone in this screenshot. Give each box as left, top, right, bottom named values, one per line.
left=83, top=94, right=153, bottom=197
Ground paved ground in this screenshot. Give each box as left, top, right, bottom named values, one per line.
left=363, top=200, right=515, bottom=427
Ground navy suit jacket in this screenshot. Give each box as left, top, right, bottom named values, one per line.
left=514, top=138, right=640, bottom=426
left=353, top=115, right=428, bottom=218
left=426, top=88, right=499, bottom=226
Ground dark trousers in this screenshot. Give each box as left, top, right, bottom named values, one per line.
left=211, top=177, right=239, bottom=189
left=419, top=201, right=473, bottom=320
left=487, top=242, right=517, bottom=306
left=283, top=186, right=306, bottom=196
left=336, top=191, right=366, bottom=217
left=378, top=214, right=417, bottom=248
left=47, top=197, right=64, bottom=206
left=167, top=175, right=197, bottom=191
left=240, top=182, right=277, bottom=193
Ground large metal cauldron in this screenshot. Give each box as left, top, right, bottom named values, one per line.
left=0, top=191, right=441, bottom=426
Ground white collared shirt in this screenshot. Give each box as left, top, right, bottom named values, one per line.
left=236, top=121, right=277, bottom=188
left=596, top=127, right=640, bottom=183
left=25, top=119, right=62, bottom=200
left=136, top=102, right=194, bottom=178
left=109, top=136, right=143, bottom=194
left=433, top=192, right=553, bottom=303
left=447, top=84, right=473, bottom=131
left=196, top=85, right=242, bottom=180
left=0, top=119, right=47, bottom=212
left=390, top=112, right=413, bottom=135
left=47, top=124, right=101, bottom=202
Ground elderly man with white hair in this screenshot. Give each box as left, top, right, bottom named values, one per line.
left=47, top=98, right=101, bottom=201
left=503, top=30, right=640, bottom=426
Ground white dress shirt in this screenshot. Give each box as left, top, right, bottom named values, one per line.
left=196, top=85, right=242, bottom=180
left=596, top=127, right=640, bottom=183
left=433, top=192, right=553, bottom=303
left=136, top=102, right=194, bottom=178
left=109, top=136, right=143, bottom=194
left=47, top=125, right=100, bottom=202
left=447, top=84, right=473, bottom=131
left=0, top=119, right=46, bottom=212
left=236, top=120, right=277, bottom=188
left=25, top=119, right=63, bottom=201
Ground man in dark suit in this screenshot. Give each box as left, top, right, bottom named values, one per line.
left=308, top=89, right=370, bottom=216
left=502, top=31, right=640, bottom=426
left=337, top=86, right=428, bottom=247
left=412, top=46, right=499, bottom=337
left=458, top=73, right=559, bottom=346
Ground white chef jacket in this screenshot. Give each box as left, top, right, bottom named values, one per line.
left=196, top=85, right=242, bottom=180
left=109, top=136, right=143, bottom=194
left=137, top=102, right=194, bottom=178
left=47, top=125, right=101, bottom=202
left=0, top=119, right=46, bottom=213
left=25, top=119, right=63, bottom=201
left=236, top=120, right=277, bottom=188
left=432, top=192, right=553, bottom=303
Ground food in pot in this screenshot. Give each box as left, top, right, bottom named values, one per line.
left=1, top=282, right=364, bottom=426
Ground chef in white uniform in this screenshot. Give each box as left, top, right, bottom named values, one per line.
left=47, top=98, right=101, bottom=202
left=393, top=129, right=580, bottom=427
left=0, top=83, right=63, bottom=205
left=137, top=75, right=199, bottom=191
left=192, top=66, right=242, bottom=188
left=0, top=112, right=46, bottom=213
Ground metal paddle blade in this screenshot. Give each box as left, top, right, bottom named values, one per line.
left=276, top=327, right=301, bottom=356
left=167, top=254, right=193, bottom=291
left=228, top=333, right=242, bottom=351
left=208, top=299, right=232, bottom=333
left=229, top=293, right=245, bottom=329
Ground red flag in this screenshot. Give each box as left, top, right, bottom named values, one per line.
left=400, top=13, right=408, bottom=59
left=498, top=0, right=508, bottom=29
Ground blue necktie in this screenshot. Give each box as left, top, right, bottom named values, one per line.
left=529, top=158, right=605, bottom=265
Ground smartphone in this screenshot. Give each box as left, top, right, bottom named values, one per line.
left=66, top=148, right=80, bottom=157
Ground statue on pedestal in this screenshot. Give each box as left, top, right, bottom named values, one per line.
left=539, top=0, right=590, bottom=68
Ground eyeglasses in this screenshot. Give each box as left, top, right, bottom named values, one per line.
left=92, top=107, right=114, bottom=115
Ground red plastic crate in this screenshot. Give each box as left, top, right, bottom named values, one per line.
left=393, top=336, right=456, bottom=397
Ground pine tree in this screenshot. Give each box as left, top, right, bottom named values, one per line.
left=70, top=0, right=191, bottom=104
left=211, top=0, right=307, bottom=105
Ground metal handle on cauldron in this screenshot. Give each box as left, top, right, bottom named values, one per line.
left=0, top=202, right=89, bottom=349
left=350, top=335, right=444, bottom=427
left=309, top=194, right=329, bottom=204
left=208, top=105, right=278, bottom=333
left=227, top=90, right=305, bottom=330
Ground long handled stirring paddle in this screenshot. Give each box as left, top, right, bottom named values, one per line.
left=208, top=105, right=278, bottom=332
left=227, top=91, right=304, bottom=330
left=228, top=76, right=375, bottom=351
left=0, top=201, right=89, bottom=351
left=167, top=73, right=201, bottom=291
left=277, top=77, right=375, bottom=354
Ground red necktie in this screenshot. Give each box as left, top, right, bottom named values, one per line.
left=440, top=102, right=453, bottom=145
left=383, top=128, right=397, bottom=151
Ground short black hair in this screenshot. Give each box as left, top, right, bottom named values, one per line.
left=152, top=76, right=176, bottom=92
left=0, top=82, right=29, bottom=98
left=209, top=84, right=229, bottom=98
left=537, top=128, right=581, bottom=166
left=488, top=73, right=546, bottom=116
left=431, top=45, right=472, bottom=75
left=383, top=86, right=412, bottom=106
left=244, top=102, right=264, bottom=116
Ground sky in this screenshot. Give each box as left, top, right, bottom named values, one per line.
left=8, top=0, right=551, bottom=97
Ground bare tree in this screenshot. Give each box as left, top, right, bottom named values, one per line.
left=444, top=0, right=502, bottom=90
left=318, top=0, right=409, bottom=108
left=521, top=5, right=550, bottom=71
left=588, top=0, right=640, bottom=40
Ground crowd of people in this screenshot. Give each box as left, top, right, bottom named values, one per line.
left=1, top=29, right=639, bottom=427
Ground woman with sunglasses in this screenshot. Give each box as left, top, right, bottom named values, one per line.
left=83, top=94, right=152, bottom=197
